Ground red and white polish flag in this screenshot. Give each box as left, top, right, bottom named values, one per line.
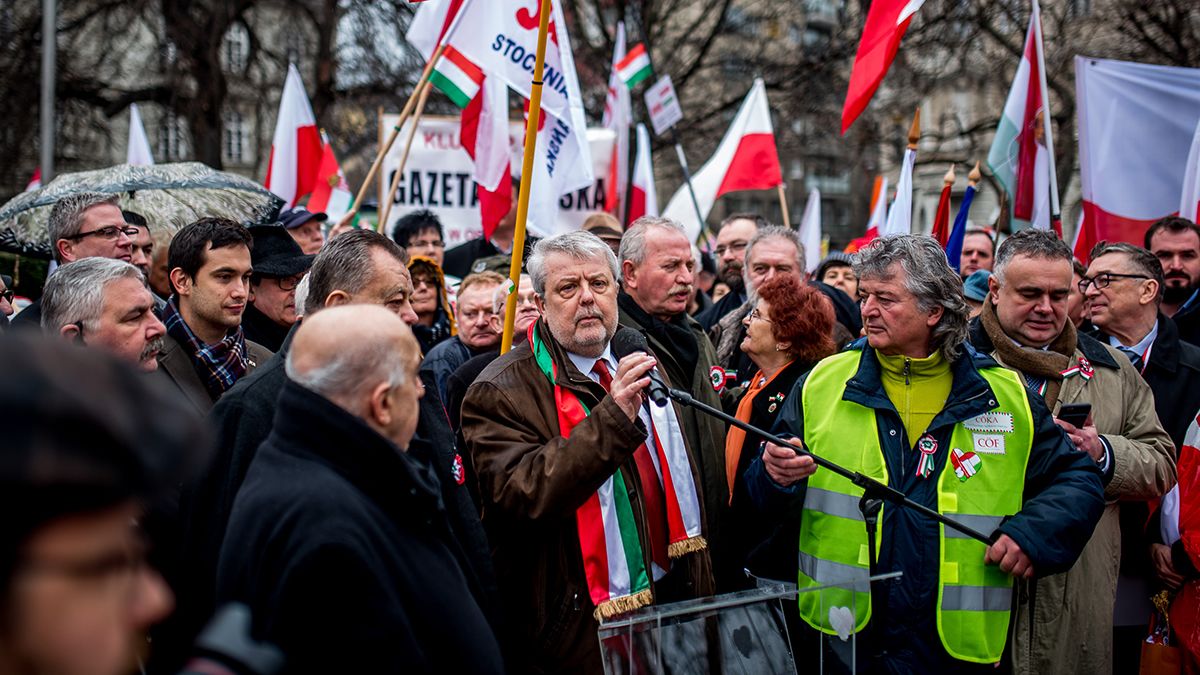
left=841, top=0, right=925, bottom=133
left=1075, top=56, right=1200, bottom=257
left=24, top=168, right=41, bottom=192
left=627, top=123, right=658, bottom=224
left=662, top=78, right=783, bottom=242
left=264, top=63, right=323, bottom=209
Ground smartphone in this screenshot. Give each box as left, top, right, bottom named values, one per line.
left=1057, top=402, right=1092, bottom=428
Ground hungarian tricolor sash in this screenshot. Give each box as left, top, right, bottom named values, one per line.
left=529, top=324, right=706, bottom=620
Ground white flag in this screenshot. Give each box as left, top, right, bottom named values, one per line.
left=1182, top=118, right=1200, bottom=222
left=799, top=189, right=822, bottom=273
left=447, top=0, right=593, bottom=235
left=884, top=149, right=915, bottom=236
left=127, top=103, right=155, bottom=166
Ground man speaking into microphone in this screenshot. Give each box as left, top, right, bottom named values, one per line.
left=461, top=231, right=715, bottom=675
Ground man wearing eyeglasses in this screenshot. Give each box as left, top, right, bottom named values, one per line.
left=11, top=192, right=137, bottom=329
left=242, top=226, right=314, bottom=353
left=1085, top=241, right=1200, bottom=448
left=695, top=213, right=764, bottom=331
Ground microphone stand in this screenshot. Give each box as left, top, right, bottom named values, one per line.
left=665, top=388, right=998, bottom=546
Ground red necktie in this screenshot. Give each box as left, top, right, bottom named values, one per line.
left=592, top=359, right=671, bottom=570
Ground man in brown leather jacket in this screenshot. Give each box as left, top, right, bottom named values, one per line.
left=462, top=230, right=715, bottom=674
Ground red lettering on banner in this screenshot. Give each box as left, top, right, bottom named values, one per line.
left=516, top=1, right=558, bottom=44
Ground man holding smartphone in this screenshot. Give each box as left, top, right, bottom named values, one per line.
left=968, top=229, right=1175, bottom=675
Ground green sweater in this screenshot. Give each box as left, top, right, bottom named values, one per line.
left=877, top=350, right=952, bottom=448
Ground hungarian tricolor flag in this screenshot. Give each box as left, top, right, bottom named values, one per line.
left=264, top=63, right=322, bottom=209
left=628, top=123, right=658, bottom=225
left=987, top=0, right=1055, bottom=233
left=308, top=133, right=354, bottom=222
left=841, top=0, right=926, bottom=133
left=616, top=43, right=653, bottom=89
left=662, top=78, right=782, bottom=242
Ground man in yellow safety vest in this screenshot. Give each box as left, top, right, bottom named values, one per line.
left=745, top=234, right=1105, bottom=673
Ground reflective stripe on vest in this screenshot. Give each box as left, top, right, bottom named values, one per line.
left=795, top=350, right=1033, bottom=664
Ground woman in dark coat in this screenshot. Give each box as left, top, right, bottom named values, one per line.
left=723, top=275, right=837, bottom=582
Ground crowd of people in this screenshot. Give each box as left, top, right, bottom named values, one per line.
left=4, top=189, right=1200, bottom=675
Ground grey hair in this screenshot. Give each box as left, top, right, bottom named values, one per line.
left=528, top=231, right=619, bottom=296
left=1088, top=241, right=1165, bottom=303
left=293, top=272, right=311, bottom=317
left=41, top=257, right=146, bottom=333
left=619, top=216, right=687, bottom=267
left=993, top=229, right=1073, bottom=287
left=304, top=229, right=408, bottom=314
left=854, top=234, right=970, bottom=361
left=48, top=192, right=122, bottom=262
left=285, top=336, right=408, bottom=405
left=745, top=225, right=805, bottom=270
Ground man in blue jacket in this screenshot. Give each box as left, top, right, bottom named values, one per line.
left=746, top=234, right=1104, bottom=673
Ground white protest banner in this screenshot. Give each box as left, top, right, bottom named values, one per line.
left=379, top=115, right=614, bottom=246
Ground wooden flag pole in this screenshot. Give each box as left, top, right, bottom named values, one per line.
left=500, top=0, right=552, bottom=354
left=352, top=44, right=446, bottom=226
left=777, top=184, right=792, bottom=229
left=378, top=80, right=433, bottom=232
left=907, top=107, right=921, bottom=150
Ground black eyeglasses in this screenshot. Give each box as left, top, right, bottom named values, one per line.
left=275, top=275, right=304, bottom=291
left=1078, top=272, right=1151, bottom=292
left=65, top=225, right=139, bottom=242
left=0, top=290, right=12, bottom=303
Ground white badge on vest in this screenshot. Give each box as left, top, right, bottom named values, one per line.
left=963, top=412, right=1014, bottom=434
left=972, top=433, right=1007, bottom=455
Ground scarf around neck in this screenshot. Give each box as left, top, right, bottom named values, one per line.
left=162, top=297, right=249, bottom=400
left=618, top=291, right=698, bottom=386
left=528, top=323, right=705, bottom=619
left=979, top=297, right=1076, bottom=409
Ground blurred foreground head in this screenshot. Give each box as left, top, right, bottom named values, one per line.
left=0, top=336, right=205, bottom=675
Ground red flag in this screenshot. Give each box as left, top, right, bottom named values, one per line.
left=841, top=0, right=926, bottom=134
left=931, top=165, right=956, bottom=246
left=460, top=79, right=512, bottom=240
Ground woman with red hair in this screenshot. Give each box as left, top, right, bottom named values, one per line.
left=723, top=274, right=837, bottom=582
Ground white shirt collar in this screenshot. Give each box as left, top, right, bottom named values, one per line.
left=566, top=344, right=617, bottom=383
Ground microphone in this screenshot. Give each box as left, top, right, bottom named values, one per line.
left=610, top=329, right=670, bottom=407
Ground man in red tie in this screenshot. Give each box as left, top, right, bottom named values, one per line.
left=461, top=230, right=714, bottom=675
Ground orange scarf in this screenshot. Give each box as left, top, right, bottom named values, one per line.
left=724, top=362, right=793, bottom=504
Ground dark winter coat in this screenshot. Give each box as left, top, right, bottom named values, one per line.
left=216, top=379, right=503, bottom=674
left=176, top=326, right=496, bottom=658
left=460, top=322, right=715, bottom=675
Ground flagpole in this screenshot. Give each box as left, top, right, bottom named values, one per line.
left=354, top=44, right=445, bottom=229
left=500, top=0, right=552, bottom=354
left=378, top=80, right=433, bottom=233
left=670, top=128, right=712, bottom=248
left=777, top=184, right=792, bottom=229
left=1032, top=0, right=1062, bottom=230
